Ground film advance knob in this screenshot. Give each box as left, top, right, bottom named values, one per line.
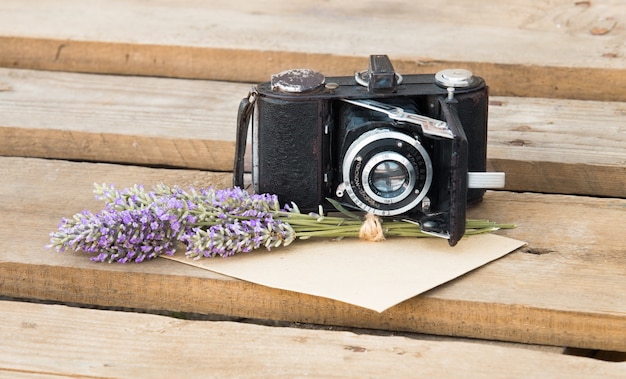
left=270, top=68, right=325, bottom=93
left=435, top=69, right=475, bottom=88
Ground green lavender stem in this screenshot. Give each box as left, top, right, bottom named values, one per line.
left=49, top=183, right=516, bottom=263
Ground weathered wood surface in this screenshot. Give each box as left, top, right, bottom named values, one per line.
left=1, top=68, right=624, bottom=197
left=0, top=68, right=241, bottom=171
left=0, top=0, right=624, bottom=101
left=1, top=157, right=625, bottom=352
left=1, top=1, right=625, bottom=373
left=3, top=301, right=623, bottom=379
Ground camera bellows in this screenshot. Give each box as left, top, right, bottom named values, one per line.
left=359, top=213, right=386, bottom=242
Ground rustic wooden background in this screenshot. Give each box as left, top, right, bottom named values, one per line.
left=0, top=0, right=625, bottom=377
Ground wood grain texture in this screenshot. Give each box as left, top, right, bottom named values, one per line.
left=0, top=0, right=624, bottom=100
left=1, top=68, right=624, bottom=196
left=0, top=68, right=244, bottom=171
left=3, top=301, right=624, bottom=379
left=1, top=157, right=625, bottom=351
left=487, top=96, right=626, bottom=197
left=2, top=0, right=625, bottom=373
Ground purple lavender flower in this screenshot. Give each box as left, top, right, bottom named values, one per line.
left=185, top=213, right=295, bottom=259
left=49, top=184, right=296, bottom=262
left=48, top=206, right=179, bottom=263
left=49, top=183, right=514, bottom=263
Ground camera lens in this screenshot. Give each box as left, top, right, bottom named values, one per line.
left=341, top=129, right=432, bottom=216
left=362, top=152, right=415, bottom=204
left=371, top=160, right=406, bottom=194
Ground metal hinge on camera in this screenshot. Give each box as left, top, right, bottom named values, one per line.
left=341, top=99, right=454, bottom=139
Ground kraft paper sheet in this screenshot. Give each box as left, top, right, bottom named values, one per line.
left=164, top=233, right=525, bottom=313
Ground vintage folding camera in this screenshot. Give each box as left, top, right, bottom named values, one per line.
left=234, top=55, right=504, bottom=245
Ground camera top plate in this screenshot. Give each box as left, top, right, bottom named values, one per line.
left=257, top=73, right=486, bottom=102
left=260, top=55, right=484, bottom=100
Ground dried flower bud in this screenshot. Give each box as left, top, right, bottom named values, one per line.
left=48, top=183, right=514, bottom=263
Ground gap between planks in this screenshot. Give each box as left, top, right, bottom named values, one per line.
left=2, top=300, right=624, bottom=379
left=0, top=0, right=624, bottom=101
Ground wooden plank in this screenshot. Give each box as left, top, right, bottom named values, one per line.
left=1, top=68, right=624, bottom=197
left=0, top=68, right=246, bottom=171
left=0, top=0, right=624, bottom=101
left=487, top=96, right=626, bottom=198
left=3, top=301, right=623, bottom=379
left=1, top=157, right=625, bottom=351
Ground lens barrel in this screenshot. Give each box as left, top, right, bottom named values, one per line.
left=341, top=128, right=433, bottom=216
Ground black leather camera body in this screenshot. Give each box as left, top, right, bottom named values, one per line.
left=234, top=55, right=503, bottom=245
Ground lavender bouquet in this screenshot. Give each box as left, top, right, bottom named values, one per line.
left=47, top=184, right=514, bottom=263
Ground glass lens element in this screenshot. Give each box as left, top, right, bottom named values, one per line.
left=371, top=161, right=407, bottom=196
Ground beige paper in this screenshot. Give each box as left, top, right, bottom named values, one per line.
left=164, top=234, right=525, bottom=313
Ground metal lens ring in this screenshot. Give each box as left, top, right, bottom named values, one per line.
left=342, top=129, right=433, bottom=216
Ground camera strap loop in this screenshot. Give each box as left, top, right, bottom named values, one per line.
left=233, top=90, right=257, bottom=188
